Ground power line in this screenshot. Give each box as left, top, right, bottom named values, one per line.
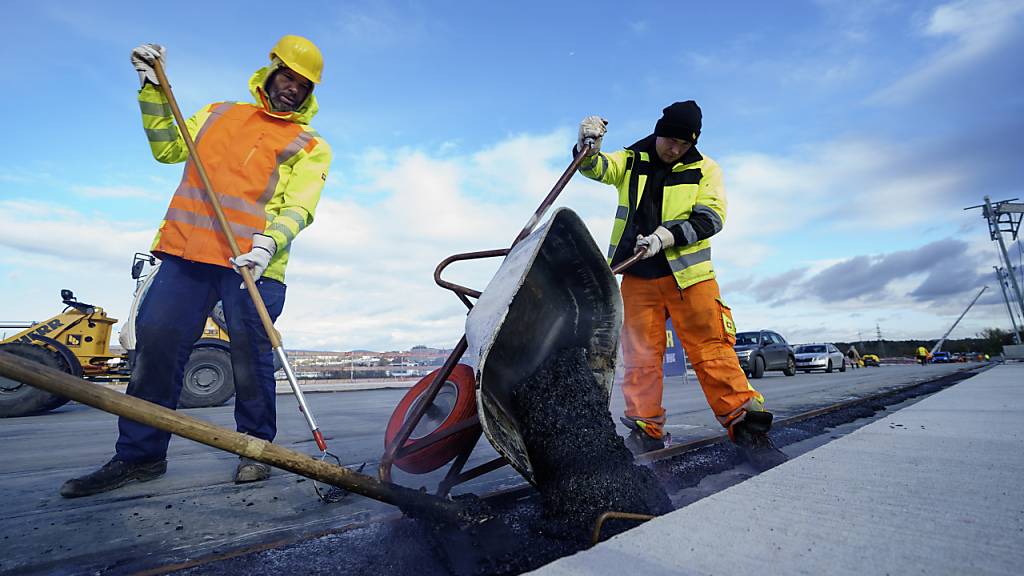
left=995, top=266, right=1023, bottom=344
left=876, top=323, right=887, bottom=357
left=965, top=196, right=1024, bottom=340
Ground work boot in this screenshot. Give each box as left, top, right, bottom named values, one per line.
left=60, top=458, right=167, bottom=498
left=620, top=417, right=669, bottom=455
left=731, top=411, right=788, bottom=472
left=234, top=457, right=271, bottom=483
left=624, top=429, right=668, bottom=455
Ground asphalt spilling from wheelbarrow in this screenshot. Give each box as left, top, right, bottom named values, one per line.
left=396, top=346, right=672, bottom=574
left=173, top=364, right=985, bottom=576
left=509, top=346, right=672, bottom=540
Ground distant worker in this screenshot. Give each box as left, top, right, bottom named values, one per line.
left=576, top=101, right=787, bottom=470
left=916, top=346, right=929, bottom=366
left=846, top=345, right=861, bottom=369
left=61, top=36, right=331, bottom=498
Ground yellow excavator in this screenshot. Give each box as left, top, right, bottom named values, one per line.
left=0, top=254, right=235, bottom=417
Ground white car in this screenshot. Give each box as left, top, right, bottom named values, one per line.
left=794, top=343, right=846, bottom=373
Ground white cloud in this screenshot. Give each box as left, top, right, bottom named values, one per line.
left=713, top=137, right=968, bottom=267
left=0, top=199, right=157, bottom=339
left=872, top=0, right=1024, bottom=103
left=0, top=199, right=154, bottom=265
left=721, top=232, right=1010, bottom=343
left=71, top=185, right=161, bottom=200
left=280, top=130, right=616, bottom=351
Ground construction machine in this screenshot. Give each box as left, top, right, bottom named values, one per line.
left=0, top=253, right=235, bottom=418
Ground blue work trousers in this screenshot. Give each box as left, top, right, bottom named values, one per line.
left=115, top=255, right=286, bottom=463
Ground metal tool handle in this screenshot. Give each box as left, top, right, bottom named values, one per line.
left=510, top=141, right=593, bottom=246
left=152, top=58, right=327, bottom=452
left=611, top=248, right=646, bottom=275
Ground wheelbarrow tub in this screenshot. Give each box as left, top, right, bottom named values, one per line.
left=465, top=207, right=622, bottom=485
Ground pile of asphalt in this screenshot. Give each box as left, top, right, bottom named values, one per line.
left=510, top=347, right=672, bottom=540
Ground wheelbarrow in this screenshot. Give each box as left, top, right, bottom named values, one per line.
left=381, top=146, right=645, bottom=493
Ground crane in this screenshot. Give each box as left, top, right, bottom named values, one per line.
left=930, top=286, right=987, bottom=356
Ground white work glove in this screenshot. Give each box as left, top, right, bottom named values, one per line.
left=230, top=234, right=277, bottom=286
left=130, top=43, right=165, bottom=87
left=578, top=115, right=608, bottom=156
left=636, top=226, right=675, bottom=260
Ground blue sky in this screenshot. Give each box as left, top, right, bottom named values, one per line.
left=2, top=0, right=1023, bottom=351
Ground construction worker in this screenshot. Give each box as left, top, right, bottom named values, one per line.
left=916, top=346, right=929, bottom=366
left=576, top=101, right=787, bottom=470
left=60, top=36, right=331, bottom=498
left=846, top=345, right=861, bottom=369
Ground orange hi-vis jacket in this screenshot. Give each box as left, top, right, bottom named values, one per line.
left=137, top=65, right=331, bottom=282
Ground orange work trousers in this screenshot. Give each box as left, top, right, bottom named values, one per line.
left=620, top=275, right=763, bottom=439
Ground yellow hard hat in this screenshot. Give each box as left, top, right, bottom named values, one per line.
left=269, top=35, right=323, bottom=84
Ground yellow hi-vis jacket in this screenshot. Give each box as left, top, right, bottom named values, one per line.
left=579, top=140, right=726, bottom=291
left=136, top=65, right=331, bottom=283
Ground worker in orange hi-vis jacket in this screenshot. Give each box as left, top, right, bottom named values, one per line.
left=61, top=36, right=332, bottom=498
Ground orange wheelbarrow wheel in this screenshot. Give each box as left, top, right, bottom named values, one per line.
left=384, top=364, right=479, bottom=474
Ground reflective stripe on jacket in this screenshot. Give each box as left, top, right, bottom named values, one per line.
left=137, top=64, right=331, bottom=283
left=580, top=144, right=726, bottom=291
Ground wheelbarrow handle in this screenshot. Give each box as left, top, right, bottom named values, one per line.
left=511, top=141, right=593, bottom=247
left=433, top=248, right=511, bottom=309
left=611, top=248, right=646, bottom=275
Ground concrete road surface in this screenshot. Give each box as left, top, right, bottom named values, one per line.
left=0, top=362, right=979, bottom=574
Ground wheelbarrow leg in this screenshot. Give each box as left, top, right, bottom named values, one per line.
left=437, top=428, right=482, bottom=497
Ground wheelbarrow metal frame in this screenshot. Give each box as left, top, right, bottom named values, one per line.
left=378, top=144, right=595, bottom=494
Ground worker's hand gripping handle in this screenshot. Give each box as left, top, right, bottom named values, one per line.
left=151, top=57, right=328, bottom=453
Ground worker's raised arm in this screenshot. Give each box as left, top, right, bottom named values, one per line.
left=131, top=44, right=205, bottom=164
left=575, top=116, right=628, bottom=186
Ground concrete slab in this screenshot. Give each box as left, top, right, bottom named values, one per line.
left=529, top=362, right=1024, bottom=576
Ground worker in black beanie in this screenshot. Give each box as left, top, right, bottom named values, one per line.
left=574, top=101, right=788, bottom=471
left=655, top=100, right=702, bottom=144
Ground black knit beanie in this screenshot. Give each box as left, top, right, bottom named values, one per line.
left=654, top=100, right=702, bottom=143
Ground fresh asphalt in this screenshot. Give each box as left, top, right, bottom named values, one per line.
left=0, top=362, right=977, bottom=575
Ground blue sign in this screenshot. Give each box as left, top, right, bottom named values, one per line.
left=663, top=320, right=687, bottom=377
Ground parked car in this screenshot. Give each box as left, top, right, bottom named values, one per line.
left=734, top=330, right=796, bottom=378
left=931, top=351, right=953, bottom=363
left=862, top=354, right=881, bottom=367
left=793, top=343, right=846, bottom=373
